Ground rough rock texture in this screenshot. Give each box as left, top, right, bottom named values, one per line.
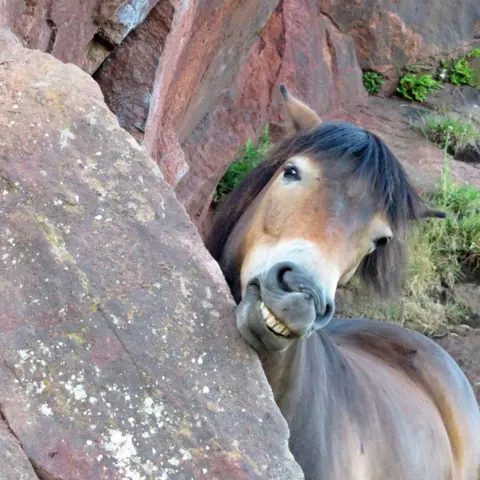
left=2, top=0, right=161, bottom=73
left=175, top=0, right=367, bottom=228
left=453, top=284, right=480, bottom=328
left=437, top=329, right=480, bottom=403
left=425, top=84, right=480, bottom=118
left=325, top=97, right=480, bottom=192
left=94, top=0, right=175, bottom=142
left=321, top=0, right=480, bottom=92
left=0, top=418, right=39, bottom=479
left=0, top=42, right=303, bottom=479
left=142, top=0, right=280, bottom=187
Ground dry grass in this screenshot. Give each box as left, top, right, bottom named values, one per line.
left=417, top=111, right=480, bottom=158
left=338, top=146, right=480, bottom=336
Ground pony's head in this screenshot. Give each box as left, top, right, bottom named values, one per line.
left=207, top=85, right=445, bottom=352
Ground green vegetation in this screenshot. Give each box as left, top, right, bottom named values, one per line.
left=362, top=71, right=385, bottom=95
left=340, top=137, right=480, bottom=335
left=418, top=112, right=480, bottom=156
left=466, top=48, right=480, bottom=60
left=397, top=73, right=442, bottom=102
left=213, top=125, right=270, bottom=203
left=398, top=49, right=480, bottom=104
left=437, top=49, right=480, bottom=87
left=441, top=58, right=473, bottom=86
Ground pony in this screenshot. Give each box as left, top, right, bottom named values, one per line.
left=206, top=84, right=480, bottom=479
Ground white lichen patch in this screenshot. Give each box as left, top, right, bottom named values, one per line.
left=142, top=396, right=164, bottom=426
left=64, top=374, right=88, bottom=401
left=59, top=129, right=76, bottom=149
left=18, top=349, right=30, bottom=361
left=39, top=404, right=53, bottom=416
left=117, top=0, right=152, bottom=37
left=167, top=457, right=180, bottom=467
left=180, top=448, right=192, bottom=461
left=103, top=429, right=142, bottom=480
left=179, top=278, right=192, bottom=301
left=135, top=204, right=155, bottom=223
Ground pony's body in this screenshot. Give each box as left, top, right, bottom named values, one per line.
left=263, top=318, right=478, bottom=479
left=208, top=85, right=480, bottom=479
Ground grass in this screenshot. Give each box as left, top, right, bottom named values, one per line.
left=213, top=125, right=270, bottom=204
left=339, top=137, right=480, bottom=335
left=362, top=71, right=384, bottom=95
left=417, top=111, right=480, bottom=157
left=397, top=73, right=443, bottom=102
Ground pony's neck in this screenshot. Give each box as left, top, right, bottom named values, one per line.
left=259, top=330, right=358, bottom=426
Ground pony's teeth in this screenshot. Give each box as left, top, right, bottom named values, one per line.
left=266, top=315, right=277, bottom=328
left=261, top=306, right=269, bottom=321
left=272, top=323, right=284, bottom=334
left=261, top=302, right=291, bottom=337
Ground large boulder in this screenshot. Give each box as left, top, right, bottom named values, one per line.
left=174, top=0, right=367, bottom=229
left=0, top=39, right=303, bottom=479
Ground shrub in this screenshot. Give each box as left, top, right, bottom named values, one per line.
left=397, top=73, right=442, bottom=102
left=362, top=71, right=384, bottom=94
left=418, top=112, right=480, bottom=156
left=466, top=48, right=480, bottom=60
left=214, top=125, right=270, bottom=203
left=441, top=58, right=473, bottom=86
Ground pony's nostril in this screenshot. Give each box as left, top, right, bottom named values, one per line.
left=323, top=301, right=333, bottom=317
left=277, top=266, right=293, bottom=291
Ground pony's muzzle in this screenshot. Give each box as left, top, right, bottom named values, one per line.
left=259, top=261, right=335, bottom=337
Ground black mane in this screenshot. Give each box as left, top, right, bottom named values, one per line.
left=206, top=121, right=429, bottom=297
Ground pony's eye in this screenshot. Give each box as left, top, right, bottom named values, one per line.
left=284, top=165, right=300, bottom=181
left=374, top=236, right=392, bottom=247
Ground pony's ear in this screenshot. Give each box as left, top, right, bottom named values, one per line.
left=419, top=209, right=447, bottom=220
left=280, top=84, right=322, bottom=134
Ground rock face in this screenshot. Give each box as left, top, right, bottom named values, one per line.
left=321, top=0, right=480, bottom=92
left=3, top=0, right=479, bottom=224
left=325, top=97, right=480, bottom=191
left=175, top=0, right=367, bottom=228
left=0, top=419, right=38, bottom=480
left=142, top=0, right=280, bottom=187
left=93, top=0, right=175, bottom=142
left=3, top=0, right=162, bottom=73
left=0, top=41, right=303, bottom=479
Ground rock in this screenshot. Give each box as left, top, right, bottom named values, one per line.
left=142, top=0, right=280, bottom=187
left=174, top=0, right=367, bottom=230
left=2, top=0, right=162, bottom=73
left=437, top=329, right=480, bottom=404
left=0, top=43, right=303, bottom=479
left=320, top=0, right=480, bottom=93
left=425, top=84, right=480, bottom=118
left=453, top=284, right=480, bottom=326
left=0, top=420, right=39, bottom=479
left=94, top=0, right=175, bottom=142
left=325, top=97, right=480, bottom=192
left=0, top=27, right=22, bottom=51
